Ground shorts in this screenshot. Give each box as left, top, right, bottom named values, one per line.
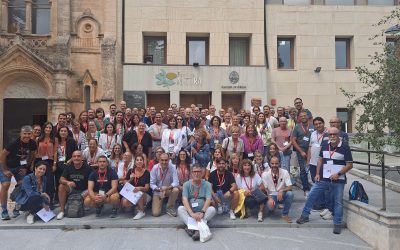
left=0, top=165, right=25, bottom=183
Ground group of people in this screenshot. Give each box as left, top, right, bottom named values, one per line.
left=0, top=97, right=353, bottom=240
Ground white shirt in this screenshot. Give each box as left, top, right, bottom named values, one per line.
left=82, top=147, right=106, bottom=165
left=98, top=134, right=122, bottom=156
left=161, top=128, right=183, bottom=154
left=117, top=162, right=133, bottom=179
left=235, top=174, right=262, bottom=192
left=309, top=129, right=329, bottom=166
left=261, top=169, right=292, bottom=193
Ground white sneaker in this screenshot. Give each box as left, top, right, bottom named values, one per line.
left=217, top=205, right=223, bottom=215
left=278, top=204, right=284, bottom=209
left=304, top=191, right=310, bottom=198
left=257, top=212, right=263, bottom=222
left=56, top=212, right=64, bottom=220
left=229, top=210, right=236, bottom=220
left=322, top=211, right=333, bottom=220
left=133, top=211, right=145, bottom=220
left=320, top=209, right=330, bottom=217
left=27, top=214, right=34, bottom=224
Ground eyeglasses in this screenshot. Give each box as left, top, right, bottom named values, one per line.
left=329, top=133, right=338, bottom=136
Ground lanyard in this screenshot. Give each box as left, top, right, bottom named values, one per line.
left=191, top=180, right=201, bottom=200
left=213, top=127, right=219, bottom=138
left=159, top=167, right=169, bottom=185
left=178, top=164, right=187, bottom=183
left=41, top=139, right=49, bottom=156
left=169, top=130, right=174, bottom=142
left=317, top=129, right=327, bottom=143
left=272, top=172, right=279, bottom=189
left=137, top=131, right=144, bottom=145
left=123, top=165, right=128, bottom=178
left=90, top=149, right=97, bottom=164
left=156, top=124, right=162, bottom=136
left=243, top=176, right=253, bottom=191
left=328, top=144, right=338, bottom=159
left=231, top=164, right=239, bottom=174
left=247, top=137, right=255, bottom=152
left=217, top=172, right=225, bottom=189
left=300, top=123, right=310, bottom=135
left=59, top=141, right=66, bottom=156
left=98, top=170, right=107, bottom=188
left=232, top=139, right=238, bottom=153
left=106, top=135, right=113, bottom=150
left=256, top=164, right=264, bottom=176
left=73, top=132, right=80, bottom=144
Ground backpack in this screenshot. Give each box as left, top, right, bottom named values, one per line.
left=349, top=181, right=369, bottom=204
left=65, top=193, right=85, bottom=218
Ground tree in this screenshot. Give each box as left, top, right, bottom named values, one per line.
left=341, top=8, right=400, bottom=152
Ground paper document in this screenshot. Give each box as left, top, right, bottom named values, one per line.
left=323, top=164, right=343, bottom=178
left=120, top=182, right=143, bottom=205
left=187, top=217, right=199, bottom=230
left=36, top=208, right=55, bottom=223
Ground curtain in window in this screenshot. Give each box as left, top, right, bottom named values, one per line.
left=8, top=0, right=26, bottom=33
left=230, top=39, right=248, bottom=66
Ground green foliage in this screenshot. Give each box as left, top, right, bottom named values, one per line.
left=341, top=8, right=400, bottom=152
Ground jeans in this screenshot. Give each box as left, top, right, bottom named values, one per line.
left=309, top=164, right=326, bottom=209
left=0, top=165, right=25, bottom=183
left=178, top=205, right=216, bottom=225
left=301, top=180, right=345, bottom=225
left=281, top=153, right=291, bottom=172
left=296, top=152, right=310, bottom=191
left=269, top=191, right=294, bottom=216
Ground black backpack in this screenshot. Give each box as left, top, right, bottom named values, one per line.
left=65, top=193, right=85, bottom=218
left=349, top=181, right=369, bottom=204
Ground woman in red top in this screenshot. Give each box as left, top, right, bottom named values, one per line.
left=35, top=122, right=57, bottom=206
left=121, top=154, right=150, bottom=220
left=176, top=149, right=191, bottom=192
left=148, top=146, right=164, bottom=172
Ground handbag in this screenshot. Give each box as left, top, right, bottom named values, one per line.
left=10, top=184, right=22, bottom=202
left=251, top=188, right=267, bottom=204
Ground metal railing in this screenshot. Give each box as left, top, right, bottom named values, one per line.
left=350, top=142, right=400, bottom=211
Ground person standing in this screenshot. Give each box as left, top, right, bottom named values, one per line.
left=0, top=126, right=37, bottom=220
left=149, top=112, right=168, bottom=156
left=296, top=127, right=353, bottom=234
left=271, top=117, right=292, bottom=172
left=291, top=111, right=314, bottom=196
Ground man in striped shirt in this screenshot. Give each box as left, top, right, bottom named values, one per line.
left=296, top=127, right=353, bottom=234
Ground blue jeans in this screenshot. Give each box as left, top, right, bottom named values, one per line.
left=296, top=152, right=310, bottom=191
left=281, top=153, right=291, bottom=172
left=269, top=191, right=294, bottom=216
left=0, top=165, right=24, bottom=183
left=301, top=180, right=345, bottom=225
left=309, top=164, right=326, bottom=209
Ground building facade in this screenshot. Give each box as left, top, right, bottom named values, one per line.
left=123, top=0, right=267, bottom=111
left=0, top=0, right=122, bottom=147
left=265, top=0, right=398, bottom=132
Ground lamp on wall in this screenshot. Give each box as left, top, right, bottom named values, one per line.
left=314, top=67, right=321, bottom=73
left=193, top=62, right=199, bottom=67
left=385, top=24, right=400, bottom=34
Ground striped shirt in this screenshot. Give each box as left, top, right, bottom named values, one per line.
left=319, top=140, right=353, bottom=183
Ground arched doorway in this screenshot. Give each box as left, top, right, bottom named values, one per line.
left=3, top=79, right=48, bottom=146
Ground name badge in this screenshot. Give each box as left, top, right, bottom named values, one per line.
left=270, top=191, right=278, bottom=196
left=41, top=156, right=49, bottom=160
left=214, top=140, right=219, bottom=144
left=20, top=160, right=27, bottom=165
left=283, top=141, right=289, bottom=146
left=99, top=190, right=105, bottom=196
left=247, top=152, right=254, bottom=158
left=303, top=136, right=309, bottom=142
left=192, top=202, right=199, bottom=208
left=327, top=160, right=334, bottom=165
left=59, top=156, right=66, bottom=162
left=168, top=144, right=174, bottom=153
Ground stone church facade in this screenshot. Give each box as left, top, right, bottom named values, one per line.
left=0, top=0, right=122, bottom=147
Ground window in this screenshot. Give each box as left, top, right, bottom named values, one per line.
left=187, top=37, right=209, bottom=65
left=229, top=38, right=249, bottom=66
left=386, top=37, right=398, bottom=57
left=335, top=38, right=351, bottom=69
left=283, top=0, right=311, bottom=5
left=8, top=0, right=25, bottom=33
left=324, top=0, right=354, bottom=5
left=277, top=37, right=294, bottom=69
left=32, top=0, right=51, bottom=34
left=143, top=36, right=166, bottom=64
left=368, top=0, right=395, bottom=6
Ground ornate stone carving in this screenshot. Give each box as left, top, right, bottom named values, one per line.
left=101, top=37, right=116, bottom=100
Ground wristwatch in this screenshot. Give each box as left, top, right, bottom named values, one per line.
left=200, top=210, right=205, bottom=214
left=337, top=172, right=342, bottom=176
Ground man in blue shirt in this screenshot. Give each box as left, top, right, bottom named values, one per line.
left=296, top=127, right=353, bottom=234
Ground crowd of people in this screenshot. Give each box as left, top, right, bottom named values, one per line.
left=0, top=97, right=353, bottom=240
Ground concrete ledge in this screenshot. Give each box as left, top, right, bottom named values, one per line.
left=350, top=168, right=400, bottom=193
left=345, top=200, right=400, bottom=250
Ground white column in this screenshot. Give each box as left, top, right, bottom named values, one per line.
left=24, top=0, right=32, bottom=34
left=170, top=90, right=180, bottom=107
left=211, top=91, right=221, bottom=111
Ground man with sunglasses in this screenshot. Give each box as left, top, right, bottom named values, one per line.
left=296, top=127, right=353, bottom=234
left=178, top=164, right=216, bottom=241
left=262, top=156, right=294, bottom=223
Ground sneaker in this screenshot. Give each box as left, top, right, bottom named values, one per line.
left=333, top=224, right=342, bottom=234
left=278, top=204, right=284, bottom=209
left=229, top=210, right=236, bottom=220
left=95, top=206, right=103, bottom=217
left=26, top=214, right=34, bottom=224
left=296, top=216, right=310, bottom=224
left=217, top=205, right=223, bottom=215
left=166, top=208, right=177, bottom=217
left=133, top=211, right=145, bottom=220
left=1, top=210, right=10, bottom=220
left=185, top=227, right=195, bottom=237
left=282, top=215, right=292, bottom=223
left=257, top=212, right=263, bottom=222
left=322, top=211, right=333, bottom=220
left=304, top=191, right=310, bottom=198
left=110, top=208, right=118, bottom=218
left=192, top=230, right=200, bottom=241
left=12, top=209, right=20, bottom=218
left=320, top=209, right=330, bottom=217
left=56, top=212, right=65, bottom=220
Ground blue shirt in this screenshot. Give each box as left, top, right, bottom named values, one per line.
left=319, top=140, right=353, bottom=183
